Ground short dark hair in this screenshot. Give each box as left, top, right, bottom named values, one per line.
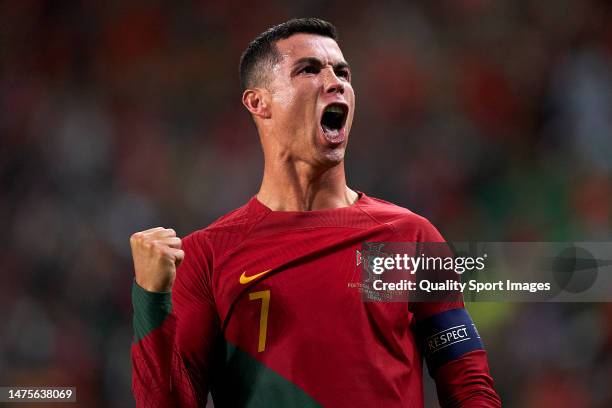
left=239, top=18, right=338, bottom=90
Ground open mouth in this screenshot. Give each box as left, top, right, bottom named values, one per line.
left=320, top=103, right=348, bottom=143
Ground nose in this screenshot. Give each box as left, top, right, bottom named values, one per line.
left=323, top=68, right=345, bottom=95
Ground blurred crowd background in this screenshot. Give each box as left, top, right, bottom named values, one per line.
left=1, top=0, right=611, bottom=406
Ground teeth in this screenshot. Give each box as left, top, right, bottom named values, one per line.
left=325, top=105, right=345, bottom=114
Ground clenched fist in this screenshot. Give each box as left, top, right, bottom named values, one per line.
left=130, top=227, right=185, bottom=293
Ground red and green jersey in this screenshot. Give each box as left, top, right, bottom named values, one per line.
left=131, top=192, right=501, bottom=407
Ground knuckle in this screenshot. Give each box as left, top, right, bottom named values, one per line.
left=153, top=243, right=171, bottom=257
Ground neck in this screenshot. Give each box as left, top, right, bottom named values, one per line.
left=257, top=157, right=358, bottom=211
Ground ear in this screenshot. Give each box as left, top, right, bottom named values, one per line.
left=242, top=88, right=271, bottom=119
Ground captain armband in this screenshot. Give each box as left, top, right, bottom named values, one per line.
left=415, top=308, right=484, bottom=374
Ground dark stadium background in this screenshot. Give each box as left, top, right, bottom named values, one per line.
left=2, top=0, right=611, bottom=406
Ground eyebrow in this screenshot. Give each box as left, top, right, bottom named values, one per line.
left=292, top=57, right=351, bottom=71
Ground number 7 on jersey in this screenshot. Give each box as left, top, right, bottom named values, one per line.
left=248, top=290, right=270, bottom=352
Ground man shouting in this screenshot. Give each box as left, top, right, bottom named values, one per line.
left=130, top=18, right=501, bottom=407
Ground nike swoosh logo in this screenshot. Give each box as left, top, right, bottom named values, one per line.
left=239, top=269, right=272, bottom=285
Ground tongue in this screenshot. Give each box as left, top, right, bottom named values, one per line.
left=322, top=124, right=342, bottom=143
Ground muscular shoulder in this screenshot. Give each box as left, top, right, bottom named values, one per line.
left=360, top=194, right=445, bottom=242
left=183, top=198, right=269, bottom=258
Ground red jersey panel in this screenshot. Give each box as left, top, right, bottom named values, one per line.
left=131, top=192, right=500, bottom=407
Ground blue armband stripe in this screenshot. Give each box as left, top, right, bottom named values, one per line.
left=416, top=308, right=484, bottom=374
